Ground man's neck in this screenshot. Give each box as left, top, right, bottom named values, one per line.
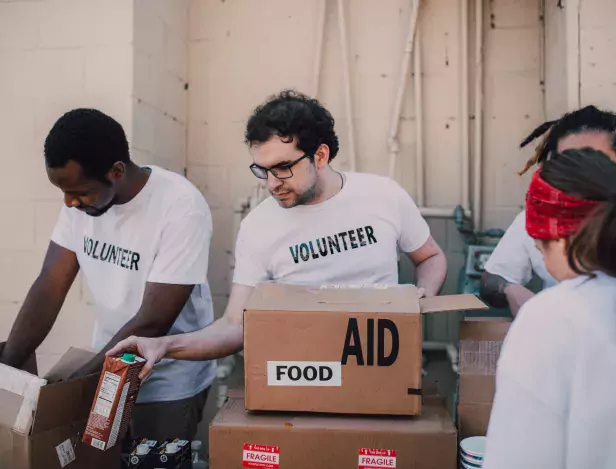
left=114, top=164, right=151, bottom=205
left=309, top=167, right=344, bottom=205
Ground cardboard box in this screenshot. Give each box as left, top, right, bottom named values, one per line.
left=456, top=318, right=511, bottom=439
left=209, top=393, right=458, bottom=469
left=244, top=283, right=487, bottom=416
left=0, top=347, right=121, bottom=469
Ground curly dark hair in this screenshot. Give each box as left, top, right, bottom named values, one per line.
left=244, top=90, right=340, bottom=162
left=517, top=105, right=616, bottom=175
left=44, top=108, right=130, bottom=182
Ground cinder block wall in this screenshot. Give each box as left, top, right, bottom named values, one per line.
left=0, top=0, right=612, bottom=368
left=0, top=0, right=188, bottom=375
left=186, top=0, right=553, bottom=325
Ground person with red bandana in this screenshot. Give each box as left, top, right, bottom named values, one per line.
left=480, top=105, right=616, bottom=316
left=482, top=148, right=616, bottom=469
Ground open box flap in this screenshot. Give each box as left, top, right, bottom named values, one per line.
left=246, top=283, right=421, bottom=313
left=32, top=348, right=99, bottom=435
left=43, top=347, right=97, bottom=382
left=419, top=294, right=488, bottom=314
left=0, top=389, right=23, bottom=430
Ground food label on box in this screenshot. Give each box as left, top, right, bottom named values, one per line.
left=242, top=443, right=280, bottom=469
left=267, top=361, right=342, bottom=386
left=55, top=439, right=76, bottom=468
left=358, top=448, right=397, bottom=469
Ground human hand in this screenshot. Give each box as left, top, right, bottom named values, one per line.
left=106, top=336, right=169, bottom=380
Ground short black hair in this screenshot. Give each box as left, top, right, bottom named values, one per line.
left=517, top=105, right=616, bottom=175
left=244, top=90, right=340, bottom=162
left=44, top=108, right=130, bottom=181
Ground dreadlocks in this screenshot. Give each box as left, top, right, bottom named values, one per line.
left=517, top=105, right=616, bottom=175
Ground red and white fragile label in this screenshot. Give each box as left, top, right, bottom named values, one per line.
left=242, top=443, right=280, bottom=469
left=358, top=448, right=397, bottom=469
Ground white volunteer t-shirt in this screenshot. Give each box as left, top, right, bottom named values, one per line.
left=51, top=166, right=216, bottom=403
left=233, top=172, right=431, bottom=287
left=484, top=210, right=557, bottom=288
left=483, top=273, right=616, bottom=469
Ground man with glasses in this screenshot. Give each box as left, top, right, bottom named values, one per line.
left=108, top=90, right=448, bottom=378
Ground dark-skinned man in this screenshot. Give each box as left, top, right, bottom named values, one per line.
left=0, top=109, right=215, bottom=441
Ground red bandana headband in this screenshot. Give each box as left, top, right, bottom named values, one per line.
left=526, top=169, right=602, bottom=240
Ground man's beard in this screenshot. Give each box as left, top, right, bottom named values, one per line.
left=81, top=198, right=116, bottom=217
left=271, top=183, right=319, bottom=208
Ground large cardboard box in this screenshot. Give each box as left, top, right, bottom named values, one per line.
left=0, top=346, right=121, bottom=469
left=456, top=318, right=511, bottom=439
left=244, top=283, right=487, bottom=416
left=210, top=393, right=458, bottom=469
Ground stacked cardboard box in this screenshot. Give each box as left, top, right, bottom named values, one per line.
left=0, top=346, right=121, bottom=469
left=457, top=318, right=511, bottom=439
left=210, top=284, right=488, bottom=469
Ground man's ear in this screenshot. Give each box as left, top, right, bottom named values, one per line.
left=314, top=144, right=331, bottom=169
left=108, top=162, right=126, bottom=182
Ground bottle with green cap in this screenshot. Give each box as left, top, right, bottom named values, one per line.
left=121, top=353, right=136, bottom=364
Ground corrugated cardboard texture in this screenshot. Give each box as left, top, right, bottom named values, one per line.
left=457, top=318, right=511, bottom=439
left=210, top=396, right=457, bottom=469
left=244, top=284, right=486, bottom=416
left=246, top=283, right=422, bottom=314
left=0, top=348, right=119, bottom=469
left=245, top=308, right=423, bottom=415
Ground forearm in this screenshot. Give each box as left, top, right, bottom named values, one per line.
left=504, top=284, right=535, bottom=317
left=415, top=252, right=447, bottom=297
left=76, top=316, right=176, bottom=377
left=165, top=315, right=243, bottom=361
left=1, top=277, right=64, bottom=368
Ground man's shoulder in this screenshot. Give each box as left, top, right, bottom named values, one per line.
left=149, top=166, right=210, bottom=214
left=240, top=195, right=280, bottom=227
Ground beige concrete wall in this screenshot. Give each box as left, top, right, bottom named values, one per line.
left=0, top=0, right=188, bottom=375
left=132, top=0, right=189, bottom=174
left=2, top=0, right=613, bottom=362
left=579, top=0, right=616, bottom=109
left=187, top=0, right=546, bottom=320
left=0, top=0, right=134, bottom=374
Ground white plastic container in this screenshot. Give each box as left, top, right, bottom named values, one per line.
left=460, top=436, right=485, bottom=459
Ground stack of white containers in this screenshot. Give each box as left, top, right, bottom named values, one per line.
left=460, top=436, right=485, bottom=468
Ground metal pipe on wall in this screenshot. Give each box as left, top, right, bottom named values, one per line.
left=312, top=0, right=327, bottom=97
left=337, top=0, right=357, bottom=171
left=472, top=0, right=484, bottom=230
left=460, top=0, right=471, bottom=214
left=414, top=25, right=424, bottom=207
left=387, top=0, right=421, bottom=180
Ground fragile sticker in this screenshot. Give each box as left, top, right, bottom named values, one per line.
left=242, top=443, right=280, bottom=469
left=56, top=439, right=76, bottom=468
left=358, top=448, right=397, bottom=469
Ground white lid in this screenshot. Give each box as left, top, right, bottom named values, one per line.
left=460, top=436, right=486, bottom=457
left=136, top=444, right=150, bottom=456
left=191, top=440, right=203, bottom=450
left=166, top=442, right=179, bottom=454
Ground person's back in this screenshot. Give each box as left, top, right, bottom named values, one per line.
left=485, top=274, right=616, bottom=468
left=483, top=148, right=616, bottom=469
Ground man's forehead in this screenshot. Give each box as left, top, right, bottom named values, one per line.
left=251, top=137, right=300, bottom=165
left=47, top=160, right=91, bottom=187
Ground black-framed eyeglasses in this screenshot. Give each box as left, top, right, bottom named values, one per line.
left=249, top=153, right=312, bottom=180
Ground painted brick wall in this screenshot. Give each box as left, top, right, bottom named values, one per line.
left=0, top=0, right=188, bottom=375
